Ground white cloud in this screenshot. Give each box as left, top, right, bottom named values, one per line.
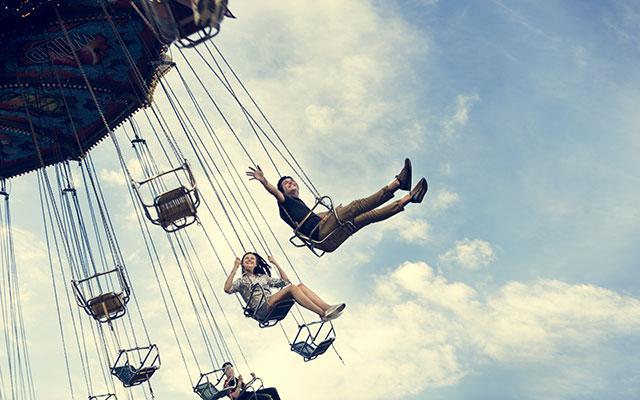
left=480, top=280, right=640, bottom=360
left=442, top=93, right=480, bottom=138
left=14, top=231, right=640, bottom=400
left=370, top=261, right=640, bottom=397
left=380, top=262, right=640, bottom=359
left=231, top=260, right=640, bottom=400
left=384, top=261, right=479, bottom=314
left=29, top=0, right=638, bottom=398
left=209, top=0, right=429, bottom=202
left=99, top=168, right=125, bottom=186
left=439, top=238, right=496, bottom=269
left=438, top=162, right=452, bottom=176
left=16, top=0, right=632, bottom=399
left=430, top=188, right=459, bottom=212
left=374, top=211, right=431, bottom=244
left=9, top=228, right=52, bottom=322
left=491, top=0, right=561, bottom=45
left=99, top=159, right=143, bottom=186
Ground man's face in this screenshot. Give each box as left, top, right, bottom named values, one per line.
left=241, top=253, right=257, bottom=274
left=223, top=365, right=235, bottom=379
left=282, top=177, right=299, bottom=197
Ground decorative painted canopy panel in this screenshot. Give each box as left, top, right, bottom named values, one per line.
left=0, top=0, right=169, bottom=178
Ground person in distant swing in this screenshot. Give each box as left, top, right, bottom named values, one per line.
left=144, top=0, right=234, bottom=43
left=246, top=158, right=428, bottom=253
left=224, top=252, right=345, bottom=322
left=172, top=0, right=231, bottom=28
left=221, top=362, right=281, bottom=400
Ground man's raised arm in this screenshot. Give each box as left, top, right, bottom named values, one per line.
left=246, top=165, right=285, bottom=203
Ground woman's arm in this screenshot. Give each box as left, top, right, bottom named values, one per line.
left=267, top=255, right=290, bottom=284
left=224, top=257, right=242, bottom=294
left=246, top=165, right=285, bottom=203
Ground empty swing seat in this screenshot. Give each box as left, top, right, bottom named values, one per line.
left=290, top=321, right=336, bottom=362
left=134, top=162, right=201, bottom=233
left=73, top=267, right=131, bottom=323
left=291, top=338, right=335, bottom=361
left=87, top=292, right=126, bottom=321
left=155, top=187, right=197, bottom=229
left=111, top=345, right=160, bottom=388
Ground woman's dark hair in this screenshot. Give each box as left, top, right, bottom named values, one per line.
left=241, top=252, right=272, bottom=277
left=276, top=176, right=293, bottom=193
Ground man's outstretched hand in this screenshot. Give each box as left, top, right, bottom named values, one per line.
left=246, top=165, right=266, bottom=183
left=246, top=165, right=285, bottom=203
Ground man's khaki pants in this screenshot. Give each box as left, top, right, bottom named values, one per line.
left=315, top=186, right=404, bottom=252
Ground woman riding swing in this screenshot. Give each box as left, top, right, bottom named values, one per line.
left=224, top=252, right=345, bottom=322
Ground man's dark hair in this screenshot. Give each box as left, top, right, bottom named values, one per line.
left=277, top=176, right=293, bottom=193
left=221, top=361, right=233, bottom=370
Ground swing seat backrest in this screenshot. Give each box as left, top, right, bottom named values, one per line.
left=155, top=187, right=197, bottom=227
left=129, top=366, right=158, bottom=386
left=195, top=382, right=231, bottom=400
left=112, top=365, right=136, bottom=385
left=113, top=364, right=158, bottom=387
left=87, top=292, right=126, bottom=321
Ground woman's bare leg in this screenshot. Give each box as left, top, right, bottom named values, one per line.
left=297, top=284, right=330, bottom=310
left=267, top=286, right=325, bottom=316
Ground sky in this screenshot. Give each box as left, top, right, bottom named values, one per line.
left=2, top=0, right=640, bottom=399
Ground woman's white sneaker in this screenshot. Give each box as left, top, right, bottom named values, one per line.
left=323, top=303, right=346, bottom=321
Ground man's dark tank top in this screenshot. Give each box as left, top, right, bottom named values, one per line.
left=278, top=195, right=321, bottom=239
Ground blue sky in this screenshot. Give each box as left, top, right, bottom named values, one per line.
left=2, top=1, right=640, bottom=399
left=416, top=0, right=640, bottom=291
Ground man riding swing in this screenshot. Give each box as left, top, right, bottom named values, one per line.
left=246, top=159, right=428, bottom=253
